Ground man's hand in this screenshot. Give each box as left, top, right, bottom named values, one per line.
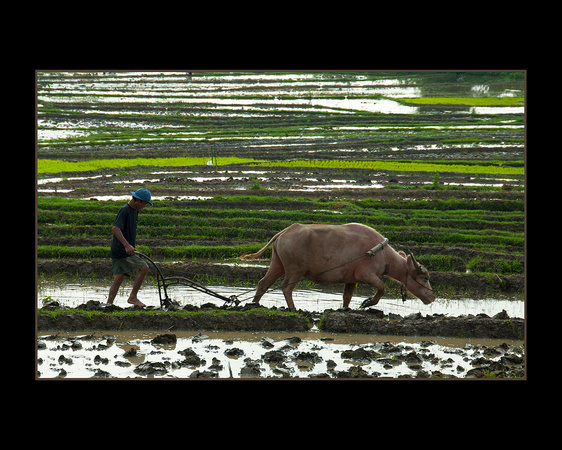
left=112, top=226, right=135, bottom=255
left=125, top=244, right=136, bottom=255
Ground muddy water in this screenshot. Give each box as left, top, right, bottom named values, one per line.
left=38, top=279, right=524, bottom=318
left=36, top=330, right=524, bottom=379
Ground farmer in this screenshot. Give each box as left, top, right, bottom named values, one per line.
left=106, top=188, right=153, bottom=307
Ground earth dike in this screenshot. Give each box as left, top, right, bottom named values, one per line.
left=319, top=309, right=523, bottom=339
left=38, top=301, right=310, bottom=332
left=37, top=300, right=523, bottom=339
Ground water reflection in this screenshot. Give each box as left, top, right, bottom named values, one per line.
left=38, top=279, right=524, bottom=318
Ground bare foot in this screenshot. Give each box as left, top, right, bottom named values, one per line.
left=127, top=298, right=146, bottom=307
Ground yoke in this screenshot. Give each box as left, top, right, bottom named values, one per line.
left=366, top=238, right=389, bottom=257
left=134, top=251, right=239, bottom=308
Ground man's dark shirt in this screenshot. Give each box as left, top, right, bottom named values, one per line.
left=110, top=203, right=138, bottom=259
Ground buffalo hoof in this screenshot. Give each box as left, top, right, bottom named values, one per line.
left=359, top=298, right=375, bottom=309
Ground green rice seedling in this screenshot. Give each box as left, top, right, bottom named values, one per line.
left=248, top=159, right=524, bottom=176
left=37, top=157, right=258, bottom=174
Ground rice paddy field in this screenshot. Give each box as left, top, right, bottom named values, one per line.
left=36, top=70, right=525, bottom=299
left=36, top=71, right=527, bottom=379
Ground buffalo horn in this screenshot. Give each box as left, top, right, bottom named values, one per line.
left=407, top=250, right=422, bottom=273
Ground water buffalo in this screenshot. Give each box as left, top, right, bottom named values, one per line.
left=240, top=223, right=435, bottom=310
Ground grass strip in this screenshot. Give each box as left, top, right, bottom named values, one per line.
left=38, top=307, right=304, bottom=320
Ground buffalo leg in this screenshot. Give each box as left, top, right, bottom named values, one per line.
left=358, top=275, right=386, bottom=308
left=343, top=283, right=356, bottom=308
left=253, top=250, right=284, bottom=304
left=280, top=281, right=296, bottom=310
left=280, top=273, right=302, bottom=310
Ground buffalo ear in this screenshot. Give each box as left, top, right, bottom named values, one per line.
left=398, top=250, right=406, bottom=258
left=406, top=254, right=414, bottom=268
left=406, top=253, right=430, bottom=277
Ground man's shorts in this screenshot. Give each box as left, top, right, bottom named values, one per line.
left=112, top=255, right=148, bottom=277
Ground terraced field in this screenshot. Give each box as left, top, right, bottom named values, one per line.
left=37, top=192, right=523, bottom=275
left=36, top=71, right=525, bottom=291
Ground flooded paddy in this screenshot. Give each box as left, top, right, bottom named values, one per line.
left=38, top=277, right=523, bottom=318
left=37, top=164, right=524, bottom=200
left=37, top=72, right=524, bottom=162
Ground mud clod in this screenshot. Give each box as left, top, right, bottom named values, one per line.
left=341, top=347, right=380, bottom=363
left=151, top=334, right=177, bottom=345
left=134, top=362, right=168, bottom=376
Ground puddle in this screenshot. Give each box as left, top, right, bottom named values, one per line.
left=38, top=129, right=92, bottom=140
left=470, top=106, right=524, bottom=114
left=310, top=98, right=419, bottom=114
left=38, top=174, right=113, bottom=185
left=79, top=195, right=214, bottom=201
left=39, top=170, right=390, bottom=196
left=36, top=329, right=524, bottom=379
left=38, top=95, right=421, bottom=115
left=38, top=189, right=74, bottom=193
left=38, top=279, right=524, bottom=318
left=287, top=182, right=385, bottom=190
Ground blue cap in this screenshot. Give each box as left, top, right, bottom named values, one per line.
left=130, top=188, right=153, bottom=206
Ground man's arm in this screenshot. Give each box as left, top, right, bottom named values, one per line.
left=112, top=225, right=135, bottom=255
